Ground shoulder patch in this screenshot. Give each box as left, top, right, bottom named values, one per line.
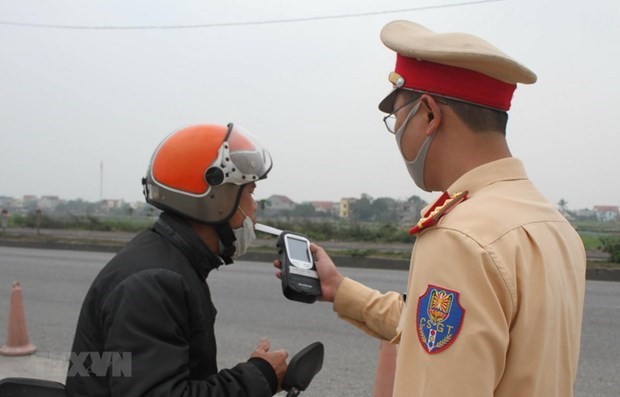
left=416, top=284, right=465, bottom=354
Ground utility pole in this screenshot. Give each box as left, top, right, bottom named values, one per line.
left=100, top=161, right=103, bottom=202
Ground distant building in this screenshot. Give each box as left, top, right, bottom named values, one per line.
left=339, top=198, right=358, bottom=219
left=593, top=205, right=619, bottom=222
left=21, top=195, right=39, bottom=210
left=100, top=199, right=125, bottom=211
left=7, top=197, right=24, bottom=211
left=309, top=201, right=338, bottom=216
left=39, top=195, right=62, bottom=210
left=0, top=196, right=12, bottom=209
left=574, top=208, right=596, bottom=220
left=262, top=195, right=296, bottom=217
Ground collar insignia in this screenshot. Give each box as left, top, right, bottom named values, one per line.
left=409, top=191, right=468, bottom=235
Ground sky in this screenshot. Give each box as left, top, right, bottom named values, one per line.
left=1, top=0, right=619, bottom=211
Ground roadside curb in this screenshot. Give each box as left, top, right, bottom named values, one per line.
left=0, top=239, right=121, bottom=253
left=243, top=252, right=620, bottom=281
left=242, top=252, right=411, bottom=271
left=1, top=238, right=618, bottom=282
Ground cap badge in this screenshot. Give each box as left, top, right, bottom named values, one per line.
left=417, top=284, right=465, bottom=354
left=409, top=191, right=468, bottom=235
left=388, top=71, right=405, bottom=88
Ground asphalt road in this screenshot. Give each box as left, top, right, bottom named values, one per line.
left=0, top=246, right=618, bottom=396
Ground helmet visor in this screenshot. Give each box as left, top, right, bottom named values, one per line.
left=214, top=123, right=273, bottom=185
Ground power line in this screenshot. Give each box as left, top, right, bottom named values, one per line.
left=0, top=0, right=504, bottom=30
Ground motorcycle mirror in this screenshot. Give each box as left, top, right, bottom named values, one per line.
left=283, top=342, right=324, bottom=396
left=0, top=377, right=67, bottom=396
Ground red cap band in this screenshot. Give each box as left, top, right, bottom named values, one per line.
left=395, top=55, right=517, bottom=111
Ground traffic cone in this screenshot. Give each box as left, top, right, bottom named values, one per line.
left=0, top=281, right=37, bottom=356
left=372, top=340, right=397, bottom=397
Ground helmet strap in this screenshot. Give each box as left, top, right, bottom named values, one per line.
left=215, top=223, right=236, bottom=264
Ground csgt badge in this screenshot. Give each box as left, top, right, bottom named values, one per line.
left=416, top=285, right=465, bottom=354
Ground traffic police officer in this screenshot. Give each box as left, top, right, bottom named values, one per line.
left=304, top=20, right=586, bottom=397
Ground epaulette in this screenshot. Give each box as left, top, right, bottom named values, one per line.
left=409, top=191, right=468, bottom=235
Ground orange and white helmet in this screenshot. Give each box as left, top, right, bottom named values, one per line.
left=143, top=123, right=272, bottom=224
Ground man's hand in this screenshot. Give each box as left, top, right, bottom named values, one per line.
left=273, top=243, right=344, bottom=303
left=250, top=338, right=288, bottom=391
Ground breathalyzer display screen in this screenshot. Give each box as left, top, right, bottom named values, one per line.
left=277, top=231, right=321, bottom=303
left=287, top=237, right=311, bottom=266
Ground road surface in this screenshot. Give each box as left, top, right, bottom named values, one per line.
left=0, top=247, right=618, bottom=396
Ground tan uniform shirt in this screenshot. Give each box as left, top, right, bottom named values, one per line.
left=334, top=158, right=586, bottom=397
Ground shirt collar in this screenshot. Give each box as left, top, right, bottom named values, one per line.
left=447, top=157, right=528, bottom=197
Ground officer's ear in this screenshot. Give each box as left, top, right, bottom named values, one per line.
left=420, top=94, right=442, bottom=135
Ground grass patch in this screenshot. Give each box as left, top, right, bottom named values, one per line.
left=580, top=234, right=604, bottom=250
left=587, top=261, right=619, bottom=269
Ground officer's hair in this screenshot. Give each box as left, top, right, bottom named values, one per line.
left=404, top=90, right=509, bottom=135
left=442, top=98, right=508, bottom=136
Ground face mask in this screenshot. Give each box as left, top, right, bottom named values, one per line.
left=232, top=209, right=256, bottom=257
left=395, top=100, right=435, bottom=192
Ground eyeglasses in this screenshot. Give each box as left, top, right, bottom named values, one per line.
left=382, top=98, right=420, bottom=134
left=382, top=96, right=448, bottom=134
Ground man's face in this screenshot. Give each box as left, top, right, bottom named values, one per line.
left=392, top=91, right=416, bottom=133
left=393, top=92, right=425, bottom=162
left=228, top=182, right=257, bottom=229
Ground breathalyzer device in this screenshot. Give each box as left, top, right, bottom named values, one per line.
left=255, top=224, right=322, bottom=304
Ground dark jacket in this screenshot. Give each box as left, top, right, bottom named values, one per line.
left=65, top=212, right=276, bottom=397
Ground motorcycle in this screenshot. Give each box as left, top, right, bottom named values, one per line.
left=0, top=341, right=324, bottom=397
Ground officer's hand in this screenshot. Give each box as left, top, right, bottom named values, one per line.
left=273, top=243, right=344, bottom=302
left=311, top=243, right=344, bottom=302
left=250, top=338, right=288, bottom=392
